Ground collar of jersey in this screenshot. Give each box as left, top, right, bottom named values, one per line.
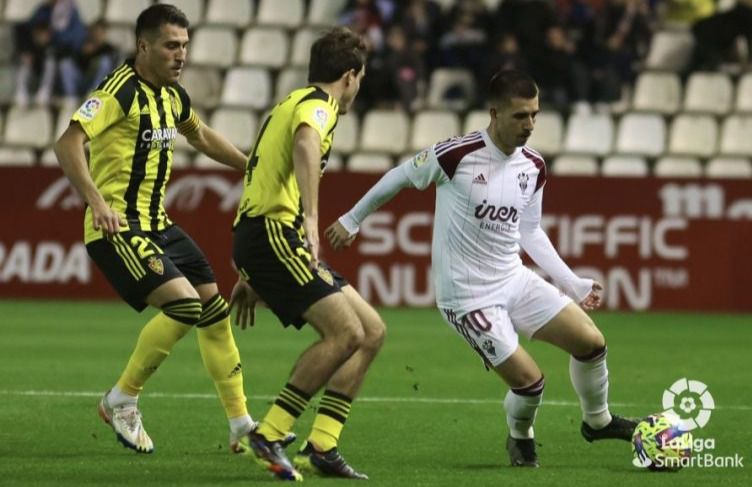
left=480, top=128, right=519, bottom=162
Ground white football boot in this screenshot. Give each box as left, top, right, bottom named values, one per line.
left=98, top=392, right=154, bottom=454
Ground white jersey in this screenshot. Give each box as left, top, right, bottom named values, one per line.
left=401, top=129, right=547, bottom=316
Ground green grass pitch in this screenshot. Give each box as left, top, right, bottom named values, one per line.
left=0, top=301, right=749, bottom=486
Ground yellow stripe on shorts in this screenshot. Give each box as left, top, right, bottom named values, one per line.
left=112, top=234, right=145, bottom=280
left=264, top=218, right=312, bottom=286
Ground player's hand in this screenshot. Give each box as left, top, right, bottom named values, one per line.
left=580, top=281, right=604, bottom=311
left=229, top=278, right=261, bottom=329
left=325, top=221, right=356, bottom=250
left=91, top=201, right=125, bottom=238
left=304, top=216, right=320, bottom=270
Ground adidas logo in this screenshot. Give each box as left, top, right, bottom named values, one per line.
left=228, top=362, right=242, bottom=378
left=473, top=173, right=487, bottom=185
left=140, top=105, right=149, bottom=115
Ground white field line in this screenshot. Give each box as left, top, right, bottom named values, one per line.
left=1, top=389, right=750, bottom=411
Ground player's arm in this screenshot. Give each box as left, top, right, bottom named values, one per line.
left=518, top=189, right=602, bottom=309
left=294, top=124, right=325, bottom=268
left=184, top=121, right=247, bottom=171
left=54, top=123, right=124, bottom=237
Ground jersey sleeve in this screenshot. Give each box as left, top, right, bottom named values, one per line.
left=170, top=84, right=201, bottom=136
left=399, top=146, right=449, bottom=190
left=71, top=91, right=125, bottom=140
left=291, top=99, right=337, bottom=141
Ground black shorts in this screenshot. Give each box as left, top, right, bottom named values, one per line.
left=232, top=216, right=348, bottom=329
left=87, top=224, right=215, bottom=311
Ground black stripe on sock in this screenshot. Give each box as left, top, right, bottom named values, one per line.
left=285, top=382, right=312, bottom=402
left=512, top=376, right=545, bottom=397
left=574, top=345, right=607, bottom=362
left=322, top=389, right=353, bottom=404
left=318, top=407, right=347, bottom=424
left=274, top=398, right=305, bottom=418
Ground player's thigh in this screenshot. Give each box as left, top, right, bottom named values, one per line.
left=493, top=345, right=543, bottom=389
left=157, top=225, right=218, bottom=300
left=87, top=231, right=193, bottom=311
left=507, top=267, right=573, bottom=340
left=531, top=303, right=605, bottom=357
left=303, top=292, right=363, bottom=344
left=440, top=306, right=519, bottom=370
left=340, top=284, right=386, bottom=348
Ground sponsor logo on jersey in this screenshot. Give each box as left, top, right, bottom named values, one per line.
left=474, top=200, right=519, bottom=223
left=77, top=97, right=102, bottom=121
left=147, top=256, right=164, bottom=275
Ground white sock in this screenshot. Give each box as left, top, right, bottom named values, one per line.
left=107, top=385, right=137, bottom=408
left=504, top=377, right=544, bottom=439
left=569, top=347, right=612, bottom=429
left=229, top=414, right=254, bottom=437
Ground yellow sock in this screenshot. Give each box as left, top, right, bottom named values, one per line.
left=258, top=383, right=311, bottom=441
left=308, top=390, right=352, bottom=451
left=116, top=310, right=194, bottom=396
left=196, top=295, right=247, bottom=419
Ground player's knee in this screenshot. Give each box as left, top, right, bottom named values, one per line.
left=363, top=317, right=386, bottom=352
left=572, top=326, right=606, bottom=360
left=338, top=321, right=366, bottom=358
left=162, top=297, right=203, bottom=326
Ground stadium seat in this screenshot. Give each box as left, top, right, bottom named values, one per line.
left=40, top=148, right=59, bottom=167
left=601, top=155, right=649, bottom=177
left=463, top=110, right=488, bottom=134
left=645, top=30, right=694, bottom=72
left=360, top=110, right=410, bottom=155
left=719, top=115, right=752, bottom=156
left=0, top=24, right=14, bottom=63
left=632, top=72, right=681, bottom=114
left=684, top=72, right=733, bottom=115
left=551, top=155, right=599, bottom=176
left=209, top=108, right=257, bottom=152
left=734, top=72, right=752, bottom=113
left=0, top=148, right=35, bottom=166
left=410, top=110, right=461, bottom=151
left=194, top=153, right=233, bottom=170
left=326, top=152, right=344, bottom=172
left=308, top=0, right=348, bottom=26
left=105, top=25, right=136, bottom=57
left=668, top=114, right=718, bottom=158
left=105, top=0, right=152, bottom=23
left=189, top=26, right=238, bottom=68
left=240, top=28, right=289, bottom=68
left=291, top=28, right=319, bottom=67
left=77, top=0, right=103, bottom=24
left=257, top=0, right=304, bottom=27
left=427, top=68, right=476, bottom=111
left=171, top=150, right=193, bottom=168
left=165, top=0, right=205, bottom=25
left=563, top=113, right=613, bottom=156
left=0, top=65, right=14, bottom=105
left=179, top=67, right=222, bottom=109
left=706, top=157, right=752, bottom=178
left=615, top=113, right=665, bottom=157
left=206, top=0, right=254, bottom=27
left=4, top=0, right=45, bottom=22
left=527, top=111, right=563, bottom=156
left=4, top=106, right=52, bottom=149
left=333, top=113, right=359, bottom=155
left=221, top=67, right=271, bottom=109
left=654, top=156, right=703, bottom=178
left=347, top=152, right=393, bottom=173
left=275, top=68, right=307, bottom=103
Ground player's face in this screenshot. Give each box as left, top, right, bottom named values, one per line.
left=490, top=96, right=539, bottom=154
left=339, top=66, right=365, bottom=114
left=141, top=23, right=189, bottom=86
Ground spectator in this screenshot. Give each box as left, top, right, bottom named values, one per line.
left=394, top=0, right=443, bottom=71
left=59, top=20, right=119, bottom=101
left=340, top=0, right=386, bottom=52
left=690, top=0, right=752, bottom=71
left=438, top=11, right=487, bottom=76
left=478, top=33, right=528, bottom=102
left=658, top=0, right=715, bottom=25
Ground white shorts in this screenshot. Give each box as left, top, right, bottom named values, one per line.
left=440, top=268, right=572, bottom=367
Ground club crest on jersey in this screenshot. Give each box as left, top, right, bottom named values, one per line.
left=412, top=150, right=429, bottom=168
left=517, top=172, right=529, bottom=192
left=147, top=256, right=164, bottom=275
left=316, top=265, right=334, bottom=286
left=77, top=97, right=102, bottom=120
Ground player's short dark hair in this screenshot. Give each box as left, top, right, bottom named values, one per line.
left=488, top=69, right=539, bottom=106
left=135, top=4, right=189, bottom=40
left=308, top=27, right=367, bottom=83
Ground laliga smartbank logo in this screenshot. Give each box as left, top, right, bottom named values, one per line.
left=633, top=379, right=744, bottom=469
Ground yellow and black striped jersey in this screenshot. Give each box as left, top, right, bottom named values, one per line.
left=234, top=86, right=339, bottom=229
left=71, top=59, right=201, bottom=243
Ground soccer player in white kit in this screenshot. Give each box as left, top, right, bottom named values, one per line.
left=326, top=70, right=637, bottom=467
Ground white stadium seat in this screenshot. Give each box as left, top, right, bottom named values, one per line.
left=427, top=68, right=476, bottom=111
left=194, top=152, right=233, bottom=170
left=257, top=0, right=304, bottom=27
left=4, top=106, right=52, bottom=149
left=326, top=152, right=344, bottom=172
left=40, top=148, right=59, bottom=167
left=308, top=0, right=348, bottom=26
left=527, top=111, right=563, bottom=155
left=333, top=114, right=359, bottom=155
left=563, top=113, right=613, bottom=156
left=0, top=24, right=14, bottom=63
left=4, top=0, right=46, bottom=22
left=645, top=30, right=694, bottom=72
left=275, top=67, right=307, bottom=102
left=105, top=0, right=152, bottom=23
left=410, top=111, right=461, bottom=151
left=463, top=110, right=488, bottom=134
left=165, top=0, right=205, bottom=25
left=706, top=157, right=752, bottom=178
left=0, top=148, right=35, bottom=166
left=77, top=0, right=103, bottom=24
left=684, top=72, right=734, bottom=115
left=0, top=65, right=14, bottom=104
left=190, top=27, right=238, bottom=68
left=616, top=113, right=665, bottom=157
left=654, top=156, right=703, bottom=178
left=551, top=155, right=599, bottom=176
left=206, top=0, right=254, bottom=27
left=221, top=67, right=272, bottom=109
left=209, top=108, right=257, bottom=152
left=735, top=72, right=752, bottom=113
left=360, top=110, right=410, bottom=155
left=347, top=153, right=393, bottom=173
left=106, top=25, right=136, bottom=56
left=720, top=115, right=752, bottom=156
left=171, top=150, right=193, bottom=168
left=291, top=28, right=319, bottom=67
left=668, top=114, right=718, bottom=158
left=601, top=155, right=649, bottom=177
left=240, top=28, right=289, bottom=68
left=632, top=72, right=681, bottom=114
left=179, top=67, right=222, bottom=109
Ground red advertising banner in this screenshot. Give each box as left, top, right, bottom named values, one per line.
left=1, top=167, right=751, bottom=311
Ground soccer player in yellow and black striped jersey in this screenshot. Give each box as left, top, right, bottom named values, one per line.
left=231, top=27, right=386, bottom=480
left=54, top=4, right=260, bottom=457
